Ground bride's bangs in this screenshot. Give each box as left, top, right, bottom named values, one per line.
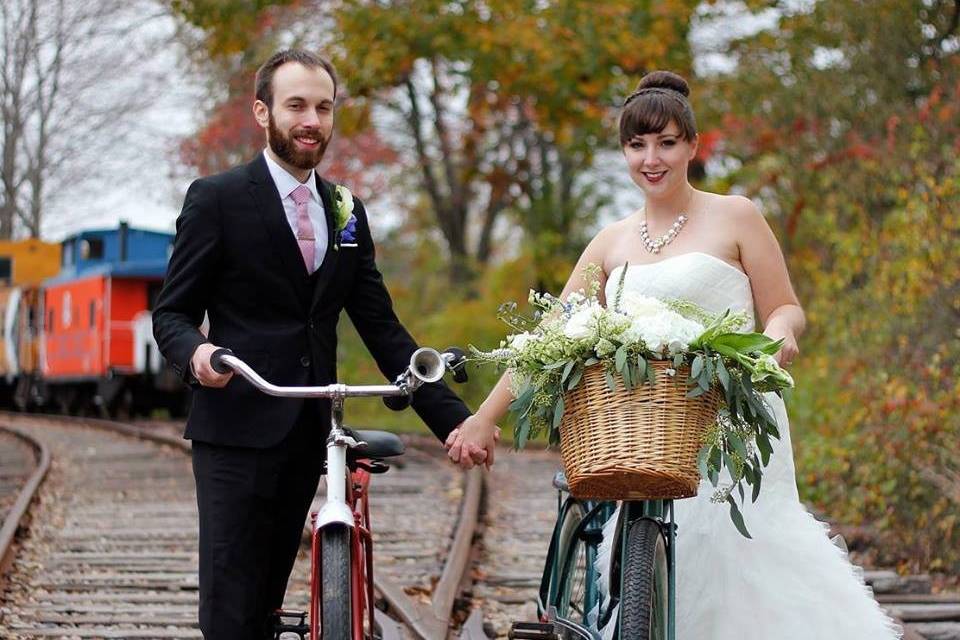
left=619, top=94, right=696, bottom=145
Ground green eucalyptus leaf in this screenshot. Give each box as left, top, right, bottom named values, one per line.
left=727, top=495, right=752, bottom=539
left=756, top=433, right=772, bottom=466
left=517, top=419, right=530, bottom=449
left=673, top=353, right=684, bottom=368
left=637, top=355, right=648, bottom=380
left=717, top=359, right=730, bottom=390
left=567, top=366, right=583, bottom=390
left=728, top=433, right=748, bottom=461
left=615, top=346, right=628, bottom=373
left=552, top=397, right=565, bottom=432
left=697, top=445, right=711, bottom=479
left=691, top=354, right=704, bottom=378
left=561, top=360, right=575, bottom=384
left=622, top=364, right=633, bottom=390
left=686, top=385, right=707, bottom=399
left=751, top=466, right=762, bottom=502
left=604, top=368, right=616, bottom=391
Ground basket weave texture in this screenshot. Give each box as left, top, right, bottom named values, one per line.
left=559, top=360, right=721, bottom=501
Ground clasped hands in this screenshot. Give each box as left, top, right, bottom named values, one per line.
left=445, top=414, right=501, bottom=470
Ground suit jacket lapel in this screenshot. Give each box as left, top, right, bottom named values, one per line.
left=246, top=155, right=312, bottom=303
left=310, top=176, right=340, bottom=313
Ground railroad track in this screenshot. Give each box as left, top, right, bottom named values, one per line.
left=2, top=413, right=957, bottom=639
left=0, top=414, right=479, bottom=639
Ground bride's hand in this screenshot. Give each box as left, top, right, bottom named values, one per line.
left=764, top=322, right=799, bottom=367
left=445, top=415, right=501, bottom=470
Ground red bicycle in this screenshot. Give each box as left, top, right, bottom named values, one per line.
left=211, top=346, right=467, bottom=639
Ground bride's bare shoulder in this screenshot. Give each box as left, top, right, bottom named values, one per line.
left=591, top=212, right=640, bottom=248
left=708, top=192, right=763, bottom=220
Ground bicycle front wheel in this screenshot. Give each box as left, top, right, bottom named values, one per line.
left=618, top=518, right=669, bottom=640
left=550, top=501, right=590, bottom=623
left=319, top=524, right=353, bottom=640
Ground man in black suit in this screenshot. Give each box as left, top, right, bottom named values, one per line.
left=153, top=49, right=482, bottom=640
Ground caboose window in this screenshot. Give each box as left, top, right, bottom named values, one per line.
left=48, top=309, right=54, bottom=333
left=80, top=238, right=104, bottom=260
left=89, top=301, right=96, bottom=328
left=0, top=257, right=11, bottom=284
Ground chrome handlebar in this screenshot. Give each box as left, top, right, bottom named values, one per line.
left=210, top=347, right=462, bottom=400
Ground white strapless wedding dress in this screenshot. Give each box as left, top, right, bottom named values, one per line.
left=598, top=252, right=901, bottom=639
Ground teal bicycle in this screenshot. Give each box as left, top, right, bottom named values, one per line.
left=510, top=471, right=677, bottom=640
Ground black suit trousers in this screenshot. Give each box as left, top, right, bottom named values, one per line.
left=192, top=402, right=326, bottom=640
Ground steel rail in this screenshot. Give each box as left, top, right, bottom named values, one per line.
left=0, top=423, right=52, bottom=589
left=373, top=466, right=485, bottom=640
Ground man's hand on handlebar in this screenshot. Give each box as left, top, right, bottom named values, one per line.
left=191, top=343, right=234, bottom=388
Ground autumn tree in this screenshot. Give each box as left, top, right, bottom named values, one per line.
left=171, top=0, right=701, bottom=286
left=696, top=0, right=960, bottom=570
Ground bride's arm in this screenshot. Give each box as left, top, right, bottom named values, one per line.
left=735, top=197, right=806, bottom=366
left=447, top=231, right=612, bottom=468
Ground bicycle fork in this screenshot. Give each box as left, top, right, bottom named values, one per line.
left=311, top=395, right=365, bottom=640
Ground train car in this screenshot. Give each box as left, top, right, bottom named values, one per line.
left=0, top=239, right=62, bottom=407
left=36, top=223, right=185, bottom=416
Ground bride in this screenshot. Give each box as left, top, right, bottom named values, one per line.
left=447, top=70, right=901, bottom=638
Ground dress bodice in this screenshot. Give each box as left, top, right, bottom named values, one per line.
left=605, top=252, right=756, bottom=331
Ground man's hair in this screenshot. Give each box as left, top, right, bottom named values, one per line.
left=255, top=49, right=339, bottom=107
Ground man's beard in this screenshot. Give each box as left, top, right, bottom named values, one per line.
left=267, top=113, right=330, bottom=170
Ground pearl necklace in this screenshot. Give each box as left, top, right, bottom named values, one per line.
left=639, top=210, right=688, bottom=254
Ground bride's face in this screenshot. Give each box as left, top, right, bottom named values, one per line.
left=622, top=121, right=698, bottom=198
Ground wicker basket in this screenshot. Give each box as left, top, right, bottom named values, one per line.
left=558, top=360, right=722, bottom=501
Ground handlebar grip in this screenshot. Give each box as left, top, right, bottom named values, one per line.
left=209, top=348, right=235, bottom=374
left=382, top=394, right=411, bottom=411
left=443, top=347, right=469, bottom=383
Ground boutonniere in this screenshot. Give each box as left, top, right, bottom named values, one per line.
left=333, top=185, right=358, bottom=250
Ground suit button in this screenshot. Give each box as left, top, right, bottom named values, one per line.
left=300, top=356, right=311, bottom=367
left=309, top=321, right=315, bottom=331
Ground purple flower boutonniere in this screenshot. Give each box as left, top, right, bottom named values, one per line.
left=333, top=185, right=358, bottom=250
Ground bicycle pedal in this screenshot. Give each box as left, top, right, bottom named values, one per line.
left=508, top=621, right=561, bottom=639
left=271, top=609, right=308, bottom=639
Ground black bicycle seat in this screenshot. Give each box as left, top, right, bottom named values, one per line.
left=345, top=428, right=405, bottom=459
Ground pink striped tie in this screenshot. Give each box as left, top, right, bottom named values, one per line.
left=291, top=184, right=315, bottom=272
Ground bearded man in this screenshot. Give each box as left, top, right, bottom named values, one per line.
left=152, top=49, right=475, bottom=640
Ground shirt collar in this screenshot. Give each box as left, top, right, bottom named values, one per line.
left=263, top=149, right=320, bottom=203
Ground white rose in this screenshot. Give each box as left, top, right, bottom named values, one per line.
left=619, top=292, right=669, bottom=318
left=563, top=304, right=605, bottom=340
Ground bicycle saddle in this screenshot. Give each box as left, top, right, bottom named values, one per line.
left=345, top=428, right=405, bottom=459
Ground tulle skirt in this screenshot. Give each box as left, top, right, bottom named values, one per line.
left=599, top=393, right=902, bottom=640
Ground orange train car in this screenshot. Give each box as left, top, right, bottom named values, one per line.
left=35, top=223, right=184, bottom=416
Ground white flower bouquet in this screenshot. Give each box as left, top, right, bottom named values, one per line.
left=473, top=265, right=794, bottom=535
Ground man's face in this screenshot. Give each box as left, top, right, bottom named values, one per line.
left=254, top=62, right=335, bottom=170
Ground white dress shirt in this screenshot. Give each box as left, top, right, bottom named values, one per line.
left=263, top=150, right=328, bottom=271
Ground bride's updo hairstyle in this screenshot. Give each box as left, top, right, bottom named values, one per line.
left=619, top=70, right=697, bottom=146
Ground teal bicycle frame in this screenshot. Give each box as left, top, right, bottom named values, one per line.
left=537, top=490, right=677, bottom=640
